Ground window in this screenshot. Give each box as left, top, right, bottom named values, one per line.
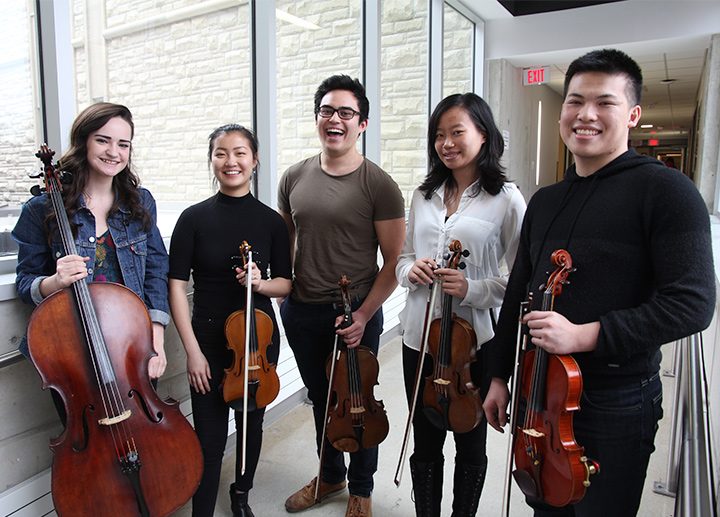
left=275, top=0, right=362, bottom=176
left=71, top=0, right=253, bottom=202
left=1, top=0, right=41, bottom=206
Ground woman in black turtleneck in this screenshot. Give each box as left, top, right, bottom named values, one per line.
left=168, top=124, right=291, bottom=517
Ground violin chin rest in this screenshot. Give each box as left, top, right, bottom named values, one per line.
left=512, top=468, right=540, bottom=500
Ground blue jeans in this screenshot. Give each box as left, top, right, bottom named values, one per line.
left=529, top=371, right=663, bottom=517
left=280, top=296, right=383, bottom=498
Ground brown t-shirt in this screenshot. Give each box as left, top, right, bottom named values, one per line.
left=278, top=154, right=404, bottom=303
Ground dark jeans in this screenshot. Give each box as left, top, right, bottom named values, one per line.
left=529, top=371, right=663, bottom=517
left=190, top=316, right=279, bottom=517
left=401, top=344, right=489, bottom=467
left=280, top=296, right=383, bottom=498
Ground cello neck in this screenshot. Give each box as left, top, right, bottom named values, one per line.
left=41, top=150, right=116, bottom=385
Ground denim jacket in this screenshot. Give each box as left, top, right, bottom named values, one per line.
left=12, top=188, right=170, bottom=354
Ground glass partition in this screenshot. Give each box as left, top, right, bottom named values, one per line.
left=380, top=0, right=429, bottom=206
left=1, top=0, right=41, bottom=206
left=443, top=3, right=474, bottom=96
left=70, top=0, right=253, bottom=203
left=275, top=0, right=362, bottom=177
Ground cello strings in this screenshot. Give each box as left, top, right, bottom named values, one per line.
left=49, top=174, right=132, bottom=460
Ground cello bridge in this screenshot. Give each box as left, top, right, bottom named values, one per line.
left=98, top=409, right=132, bottom=426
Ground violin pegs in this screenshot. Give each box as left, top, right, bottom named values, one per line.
left=462, top=249, right=470, bottom=257
left=458, top=262, right=467, bottom=270
left=30, top=185, right=43, bottom=197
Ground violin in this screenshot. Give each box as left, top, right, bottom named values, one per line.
left=222, top=241, right=280, bottom=411
left=26, top=145, right=203, bottom=516
left=222, top=241, right=279, bottom=475
left=512, top=249, right=598, bottom=507
left=324, top=276, right=389, bottom=452
left=422, top=240, right=484, bottom=434
left=315, top=276, right=389, bottom=501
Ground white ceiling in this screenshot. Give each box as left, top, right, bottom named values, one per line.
left=460, top=0, right=713, bottom=141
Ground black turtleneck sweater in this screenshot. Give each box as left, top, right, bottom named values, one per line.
left=489, top=149, right=715, bottom=385
left=169, top=192, right=291, bottom=321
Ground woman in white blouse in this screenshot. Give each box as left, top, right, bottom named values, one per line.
left=395, top=93, right=526, bottom=516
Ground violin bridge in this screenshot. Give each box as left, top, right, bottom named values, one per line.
left=248, top=365, right=261, bottom=371
left=350, top=406, right=366, bottom=414
left=432, top=378, right=451, bottom=386
left=98, top=409, right=132, bottom=426
left=522, top=428, right=545, bottom=438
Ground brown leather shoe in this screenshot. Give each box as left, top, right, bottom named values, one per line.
left=345, top=495, right=372, bottom=517
left=284, top=477, right=346, bottom=513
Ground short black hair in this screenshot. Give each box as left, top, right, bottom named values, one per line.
left=314, top=75, right=369, bottom=123
left=564, top=48, right=643, bottom=106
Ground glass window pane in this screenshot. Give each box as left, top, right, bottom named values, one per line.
left=443, top=3, right=474, bottom=96
left=276, top=0, right=362, bottom=176
left=71, top=1, right=253, bottom=202
left=1, top=0, right=41, bottom=206
left=381, top=0, right=429, bottom=206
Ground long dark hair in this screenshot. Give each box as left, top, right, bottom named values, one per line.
left=420, top=93, right=507, bottom=200
left=48, top=102, right=151, bottom=239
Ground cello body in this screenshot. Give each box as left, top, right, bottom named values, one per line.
left=25, top=145, right=203, bottom=516
left=27, top=283, right=203, bottom=516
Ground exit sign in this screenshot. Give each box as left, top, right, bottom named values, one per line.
left=523, top=66, right=550, bottom=86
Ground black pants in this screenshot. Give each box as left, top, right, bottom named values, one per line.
left=190, top=316, right=279, bottom=517
left=402, top=343, right=488, bottom=466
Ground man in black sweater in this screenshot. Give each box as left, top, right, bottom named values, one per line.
left=483, top=49, right=715, bottom=516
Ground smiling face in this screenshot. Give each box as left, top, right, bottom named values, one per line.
left=315, top=89, right=368, bottom=159
left=560, top=71, right=641, bottom=176
left=434, top=106, right=486, bottom=180
left=210, top=132, right=258, bottom=196
left=86, top=116, right=132, bottom=180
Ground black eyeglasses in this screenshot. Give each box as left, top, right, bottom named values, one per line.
left=316, top=105, right=361, bottom=120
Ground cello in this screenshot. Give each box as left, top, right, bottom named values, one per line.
left=511, top=249, right=598, bottom=507
left=315, top=276, right=389, bottom=501
left=222, top=241, right=280, bottom=473
left=421, top=240, right=484, bottom=434
left=26, top=145, right=203, bottom=516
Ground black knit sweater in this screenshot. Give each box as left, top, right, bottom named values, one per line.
left=489, top=149, right=715, bottom=385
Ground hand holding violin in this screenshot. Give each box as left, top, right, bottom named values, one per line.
left=334, top=310, right=368, bottom=348
left=236, top=261, right=263, bottom=291
left=408, top=257, right=438, bottom=285
left=523, top=311, right=600, bottom=354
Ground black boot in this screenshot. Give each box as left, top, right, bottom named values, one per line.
left=230, top=484, right=255, bottom=517
left=450, top=462, right=487, bottom=516
left=409, top=454, right=443, bottom=517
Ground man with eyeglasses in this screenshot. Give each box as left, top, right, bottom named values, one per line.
left=278, top=75, right=405, bottom=517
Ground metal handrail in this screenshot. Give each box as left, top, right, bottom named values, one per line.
left=654, top=334, right=717, bottom=516
left=0, top=348, right=24, bottom=368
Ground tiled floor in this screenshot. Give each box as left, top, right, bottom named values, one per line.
left=175, top=337, right=678, bottom=516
